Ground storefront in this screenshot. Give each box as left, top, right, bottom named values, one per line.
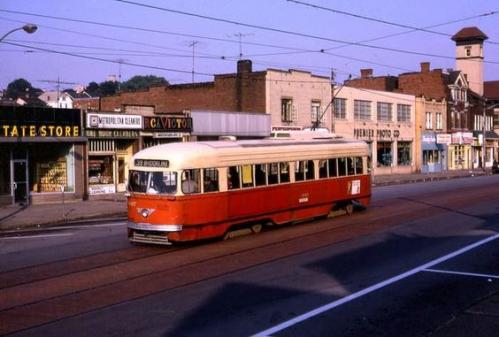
left=471, top=131, right=499, bottom=169
left=448, top=132, right=473, bottom=170
left=0, top=106, right=86, bottom=205
left=421, top=132, right=446, bottom=173
left=85, top=113, right=142, bottom=196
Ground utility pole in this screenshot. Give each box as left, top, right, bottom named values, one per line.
left=188, top=41, right=198, bottom=83
left=482, top=98, right=487, bottom=171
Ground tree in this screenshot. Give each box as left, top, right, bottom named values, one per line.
left=5, top=78, right=42, bottom=99
left=85, top=81, right=100, bottom=97
left=98, top=81, right=119, bottom=97
left=121, top=75, right=169, bottom=91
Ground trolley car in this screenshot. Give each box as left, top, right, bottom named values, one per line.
left=126, top=133, right=371, bottom=245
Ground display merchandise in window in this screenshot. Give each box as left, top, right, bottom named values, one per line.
left=89, top=156, right=114, bottom=185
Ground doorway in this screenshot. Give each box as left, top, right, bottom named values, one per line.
left=12, top=160, right=28, bottom=205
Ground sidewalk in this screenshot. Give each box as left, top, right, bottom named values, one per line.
left=0, top=169, right=490, bottom=233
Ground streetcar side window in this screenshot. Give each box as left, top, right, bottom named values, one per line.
left=268, top=163, right=279, bottom=185
left=354, top=157, right=363, bottom=175
left=295, top=161, right=305, bottom=181
left=241, top=165, right=254, bottom=188
left=338, top=157, right=347, bottom=176
left=203, top=168, right=219, bottom=192
left=181, top=169, right=200, bottom=194
left=280, top=162, right=290, bottom=183
left=347, top=157, right=355, bottom=176
left=305, top=160, right=315, bottom=180
left=228, top=166, right=240, bottom=190
left=328, top=158, right=338, bottom=177
left=255, top=164, right=267, bottom=186
left=319, top=160, right=328, bottom=178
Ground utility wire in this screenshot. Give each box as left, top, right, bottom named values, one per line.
left=0, top=15, right=416, bottom=73
left=110, top=0, right=499, bottom=64
left=287, top=0, right=499, bottom=45
left=3, top=41, right=216, bottom=77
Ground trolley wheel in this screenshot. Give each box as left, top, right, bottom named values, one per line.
left=345, top=203, right=354, bottom=215
left=251, top=223, right=262, bottom=233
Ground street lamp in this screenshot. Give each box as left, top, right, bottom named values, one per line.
left=481, top=100, right=499, bottom=171
left=0, top=24, right=38, bottom=43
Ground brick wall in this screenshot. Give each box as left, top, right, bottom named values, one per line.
left=100, top=61, right=267, bottom=114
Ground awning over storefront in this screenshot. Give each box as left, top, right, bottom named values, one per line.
left=472, top=131, right=499, bottom=140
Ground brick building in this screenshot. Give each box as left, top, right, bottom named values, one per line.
left=100, top=60, right=332, bottom=132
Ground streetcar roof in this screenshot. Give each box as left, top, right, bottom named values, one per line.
left=130, top=138, right=369, bottom=171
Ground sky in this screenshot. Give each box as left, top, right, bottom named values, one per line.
left=1, top=0, right=498, bottom=91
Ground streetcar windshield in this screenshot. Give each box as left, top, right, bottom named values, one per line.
left=128, top=170, right=177, bottom=195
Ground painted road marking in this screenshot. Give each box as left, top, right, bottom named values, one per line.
left=251, top=232, right=499, bottom=337
left=423, top=268, right=499, bottom=280
left=0, top=233, right=73, bottom=240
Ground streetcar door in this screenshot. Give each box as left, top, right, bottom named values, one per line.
left=12, top=160, right=29, bottom=205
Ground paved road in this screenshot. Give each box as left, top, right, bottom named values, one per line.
left=0, top=175, right=498, bottom=336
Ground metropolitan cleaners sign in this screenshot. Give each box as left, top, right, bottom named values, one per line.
left=86, top=113, right=143, bottom=129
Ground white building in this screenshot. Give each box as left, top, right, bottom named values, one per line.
left=333, top=86, right=416, bottom=175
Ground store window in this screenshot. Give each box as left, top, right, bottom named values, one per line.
left=397, top=142, right=412, bottom=166
left=88, top=156, right=114, bottom=185
left=377, top=142, right=392, bottom=167
left=423, top=150, right=440, bottom=165
left=30, top=144, right=75, bottom=192
left=0, top=147, right=9, bottom=195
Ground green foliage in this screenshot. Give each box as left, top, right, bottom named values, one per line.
left=121, top=75, right=169, bottom=91
left=5, top=78, right=42, bottom=99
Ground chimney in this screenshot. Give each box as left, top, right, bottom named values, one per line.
left=420, top=62, right=430, bottom=73
left=360, top=68, right=373, bottom=78
left=237, top=59, right=252, bottom=74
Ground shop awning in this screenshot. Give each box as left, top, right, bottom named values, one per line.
left=472, top=131, right=499, bottom=140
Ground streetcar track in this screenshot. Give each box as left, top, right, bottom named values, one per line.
left=1, top=185, right=494, bottom=294
left=1, top=185, right=497, bottom=335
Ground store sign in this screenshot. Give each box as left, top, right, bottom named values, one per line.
left=87, top=113, right=142, bottom=129
left=271, top=126, right=302, bottom=131
left=0, top=124, right=80, bottom=137
left=422, top=133, right=436, bottom=143
left=353, top=128, right=400, bottom=139
left=436, top=134, right=452, bottom=145
left=85, top=129, right=140, bottom=138
left=88, top=184, right=116, bottom=195
left=143, top=116, right=192, bottom=132
left=153, top=132, right=189, bottom=138
left=451, top=132, right=473, bottom=144
left=134, top=159, right=169, bottom=168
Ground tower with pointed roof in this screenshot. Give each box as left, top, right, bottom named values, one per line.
left=452, top=27, right=488, bottom=96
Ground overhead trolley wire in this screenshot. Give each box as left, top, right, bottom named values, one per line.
left=110, top=0, right=499, bottom=64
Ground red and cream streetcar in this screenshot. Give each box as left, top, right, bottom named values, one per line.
left=126, top=132, right=371, bottom=245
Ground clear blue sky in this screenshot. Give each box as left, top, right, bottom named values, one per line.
left=1, top=0, right=498, bottom=91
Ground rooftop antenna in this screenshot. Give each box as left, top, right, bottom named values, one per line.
left=232, top=32, right=253, bottom=59
left=38, top=78, right=77, bottom=107
left=188, top=41, right=199, bottom=83
left=115, top=58, right=128, bottom=91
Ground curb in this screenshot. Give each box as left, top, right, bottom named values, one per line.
left=0, top=214, right=127, bottom=236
